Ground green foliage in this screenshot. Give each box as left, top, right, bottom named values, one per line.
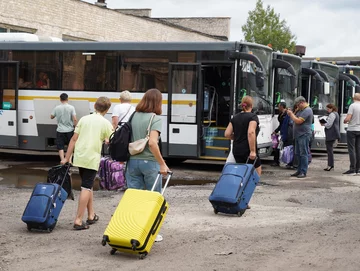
left=242, top=0, right=297, bottom=53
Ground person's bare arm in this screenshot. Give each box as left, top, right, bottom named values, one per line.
left=344, top=114, right=352, bottom=124
left=112, top=116, right=119, bottom=130
left=72, top=115, right=77, bottom=127
left=224, top=122, right=234, bottom=140
left=248, top=121, right=257, bottom=160
left=148, top=130, right=169, bottom=175
left=61, top=133, right=79, bottom=164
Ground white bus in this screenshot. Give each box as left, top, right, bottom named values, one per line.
left=272, top=52, right=302, bottom=131
left=0, top=40, right=274, bottom=162
left=301, top=60, right=339, bottom=149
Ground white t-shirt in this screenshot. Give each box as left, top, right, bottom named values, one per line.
left=347, top=102, right=360, bottom=131
left=112, top=103, right=135, bottom=123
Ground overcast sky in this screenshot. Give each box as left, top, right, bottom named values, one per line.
left=83, top=0, right=359, bottom=57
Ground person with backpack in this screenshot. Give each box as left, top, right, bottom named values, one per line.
left=61, top=97, right=113, bottom=230
left=126, top=88, right=170, bottom=242
left=111, top=90, right=135, bottom=129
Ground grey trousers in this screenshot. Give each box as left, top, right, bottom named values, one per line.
left=326, top=140, right=335, bottom=167
left=346, top=131, right=360, bottom=171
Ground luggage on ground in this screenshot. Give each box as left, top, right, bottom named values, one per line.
left=209, top=160, right=260, bottom=217
left=99, top=157, right=126, bottom=190
left=281, top=145, right=294, bottom=164
left=102, top=171, right=173, bottom=259
left=22, top=163, right=71, bottom=232
left=47, top=164, right=74, bottom=200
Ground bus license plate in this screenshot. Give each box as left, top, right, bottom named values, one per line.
left=259, top=148, right=267, bottom=154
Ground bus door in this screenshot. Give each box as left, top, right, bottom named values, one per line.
left=0, top=61, right=19, bottom=147
left=167, top=63, right=201, bottom=157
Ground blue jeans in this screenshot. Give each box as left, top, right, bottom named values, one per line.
left=294, top=133, right=311, bottom=175
left=125, top=159, right=161, bottom=192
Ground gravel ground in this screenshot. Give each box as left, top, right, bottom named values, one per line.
left=1, top=150, right=360, bottom=271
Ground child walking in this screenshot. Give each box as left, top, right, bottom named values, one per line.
left=61, top=97, right=113, bottom=230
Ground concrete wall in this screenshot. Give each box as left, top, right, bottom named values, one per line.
left=0, top=0, right=224, bottom=42
left=115, top=9, right=152, bottom=17
left=157, top=17, right=231, bottom=40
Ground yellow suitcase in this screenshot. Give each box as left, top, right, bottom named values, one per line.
left=102, top=172, right=172, bottom=259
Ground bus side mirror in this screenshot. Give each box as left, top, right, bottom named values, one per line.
left=355, top=85, right=360, bottom=93
left=290, top=76, right=296, bottom=93
left=256, top=71, right=264, bottom=89
left=315, top=79, right=323, bottom=93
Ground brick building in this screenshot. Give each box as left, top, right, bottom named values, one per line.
left=0, top=0, right=230, bottom=41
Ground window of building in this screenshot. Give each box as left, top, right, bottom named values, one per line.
left=0, top=24, right=35, bottom=33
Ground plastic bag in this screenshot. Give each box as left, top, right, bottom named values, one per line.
left=281, top=145, right=294, bottom=164
left=271, top=134, right=279, bottom=149
left=47, top=165, right=74, bottom=200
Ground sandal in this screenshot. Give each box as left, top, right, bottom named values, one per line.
left=86, top=214, right=99, bottom=225
left=73, top=221, right=89, bottom=230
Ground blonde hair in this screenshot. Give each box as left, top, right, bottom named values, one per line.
left=240, top=96, right=253, bottom=111
left=120, top=90, right=132, bottom=102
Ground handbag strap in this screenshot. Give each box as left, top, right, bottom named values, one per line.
left=146, top=114, right=156, bottom=138
left=118, top=105, right=132, bottom=124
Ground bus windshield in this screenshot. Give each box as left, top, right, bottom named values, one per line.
left=311, top=63, right=339, bottom=115
left=239, top=45, right=272, bottom=115
left=275, top=55, right=301, bottom=109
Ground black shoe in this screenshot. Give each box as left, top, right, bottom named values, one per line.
left=323, top=166, right=334, bottom=171
left=290, top=172, right=300, bottom=177
left=297, top=173, right=306, bottom=178
left=343, top=170, right=356, bottom=175
left=271, top=162, right=280, bottom=167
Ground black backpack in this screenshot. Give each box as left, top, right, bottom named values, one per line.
left=109, top=112, right=136, bottom=162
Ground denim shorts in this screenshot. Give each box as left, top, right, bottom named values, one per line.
left=125, top=159, right=161, bottom=193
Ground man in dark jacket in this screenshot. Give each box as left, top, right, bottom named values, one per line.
left=272, top=102, right=287, bottom=166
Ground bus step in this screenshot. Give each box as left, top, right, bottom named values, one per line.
left=199, top=156, right=227, bottom=161
left=203, top=147, right=229, bottom=158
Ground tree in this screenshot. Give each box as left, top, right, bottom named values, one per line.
left=242, top=0, right=297, bottom=53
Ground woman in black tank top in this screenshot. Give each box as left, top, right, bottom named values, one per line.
left=224, top=96, right=262, bottom=176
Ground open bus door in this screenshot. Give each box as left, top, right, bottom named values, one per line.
left=0, top=61, right=19, bottom=148
left=167, top=63, right=201, bottom=158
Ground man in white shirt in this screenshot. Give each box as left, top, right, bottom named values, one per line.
left=344, top=93, right=360, bottom=174
left=112, top=90, right=135, bottom=129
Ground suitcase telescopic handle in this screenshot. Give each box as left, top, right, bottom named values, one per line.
left=59, top=163, right=72, bottom=188
left=151, top=171, right=173, bottom=195
left=245, top=157, right=258, bottom=174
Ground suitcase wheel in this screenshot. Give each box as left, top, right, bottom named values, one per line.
left=47, top=228, right=53, bottom=233
left=139, top=252, right=148, bottom=260
left=237, top=210, right=245, bottom=217
left=213, top=208, right=218, bottom=215
left=27, top=225, right=32, bottom=231
left=110, top=248, right=117, bottom=255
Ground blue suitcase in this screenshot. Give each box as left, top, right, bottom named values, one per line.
left=22, top=164, right=70, bottom=232
left=209, top=162, right=260, bottom=217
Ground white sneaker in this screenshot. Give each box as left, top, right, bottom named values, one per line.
left=155, top=234, right=163, bottom=242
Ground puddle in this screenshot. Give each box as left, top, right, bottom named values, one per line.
left=0, top=164, right=218, bottom=191
left=0, top=166, right=101, bottom=191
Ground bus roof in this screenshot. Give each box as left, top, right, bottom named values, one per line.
left=0, top=40, right=272, bottom=52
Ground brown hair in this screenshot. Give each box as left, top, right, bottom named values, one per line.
left=241, top=95, right=253, bottom=111
left=326, top=103, right=337, bottom=112
left=136, top=88, right=162, bottom=115
left=94, top=96, right=111, bottom=113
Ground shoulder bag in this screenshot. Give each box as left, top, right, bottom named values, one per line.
left=128, top=114, right=156, bottom=155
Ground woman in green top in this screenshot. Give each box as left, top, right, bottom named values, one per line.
left=126, top=88, right=170, bottom=192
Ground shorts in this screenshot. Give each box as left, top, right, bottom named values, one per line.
left=78, top=167, right=97, bottom=190
left=56, top=131, right=74, bottom=150
left=234, top=155, right=261, bottom=168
